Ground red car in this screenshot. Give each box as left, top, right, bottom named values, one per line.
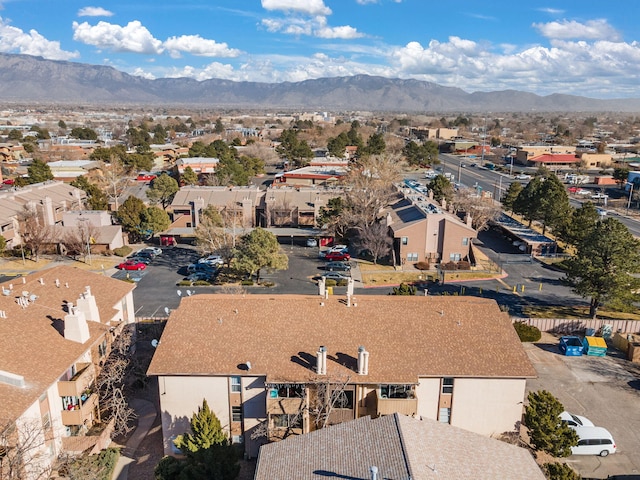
left=325, top=252, right=350, bottom=262
left=117, top=259, right=147, bottom=271
left=136, top=173, right=157, bottom=182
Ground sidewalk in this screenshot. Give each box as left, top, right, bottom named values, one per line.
left=112, top=398, right=158, bottom=480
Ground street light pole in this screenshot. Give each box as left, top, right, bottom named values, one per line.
left=509, top=156, right=514, bottom=177
left=480, top=117, right=487, bottom=166
left=627, top=183, right=634, bottom=214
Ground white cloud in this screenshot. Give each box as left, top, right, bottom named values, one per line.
left=261, top=0, right=331, bottom=16
left=72, top=20, right=164, bottom=54
left=0, top=16, right=79, bottom=60
left=262, top=16, right=363, bottom=39
left=78, top=6, right=114, bottom=17
left=537, top=7, right=564, bottom=15
left=356, top=0, right=379, bottom=4
left=131, top=67, right=155, bottom=79
left=315, top=25, right=364, bottom=39
left=533, top=19, right=621, bottom=41
left=163, top=35, right=242, bottom=58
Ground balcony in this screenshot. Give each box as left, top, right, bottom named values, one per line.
left=60, top=392, right=98, bottom=426
left=58, top=362, right=95, bottom=398
left=375, top=389, right=418, bottom=417
left=267, top=396, right=305, bottom=415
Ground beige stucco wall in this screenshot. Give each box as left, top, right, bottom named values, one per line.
left=159, top=376, right=230, bottom=455
left=450, top=378, right=526, bottom=436
left=415, top=377, right=440, bottom=420
left=240, top=376, right=267, bottom=459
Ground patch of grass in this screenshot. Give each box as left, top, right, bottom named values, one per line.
left=362, top=271, right=433, bottom=285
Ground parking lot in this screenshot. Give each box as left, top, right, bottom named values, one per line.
left=127, top=243, right=375, bottom=318
left=524, top=336, right=640, bottom=478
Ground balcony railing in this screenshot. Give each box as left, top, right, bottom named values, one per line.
left=375, top=390, right=418, bottom=417
left=60, top=393, right=98, bottom=426
left=267, top=396, right=305, bottom=415
left=58, top=363, right=95, bottom=398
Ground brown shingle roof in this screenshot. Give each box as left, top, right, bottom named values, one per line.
left=0, top=266, right=134, bottom=426
left=254, top=414, right=546, bottom=480
left=147, top=295, right=536, bottom=383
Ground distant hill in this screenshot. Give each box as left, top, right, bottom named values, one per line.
left=0, top=53, right=639, bottom=112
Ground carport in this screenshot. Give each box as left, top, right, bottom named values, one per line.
left=492, top=213, right=557, bottom=256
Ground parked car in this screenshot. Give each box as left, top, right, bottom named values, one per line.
left=571, top=426, right=616, bottom=457
left=187, top=263, right=217, bottom=274
left=321, top=272, right=349, bottom=281
left=515, top=173, right=531, bottom=180
left=306, top=238, right=318, bottom=247
left=198, top=255, right=224, bottom=266
left=325, top=261, right=351, bottom=272
left=325, top=252, right=351, bottom=262
left=185, top=272, right=212, bottom=283
left=560, top=411, right=595, bottom=428
left=141, top=246, right=162, bottom=256
left=559, top=336, right=584, bottom=356
left=575, top=188, right=591, bottom=195
left=591, top=192, right=609, bottom=199
left=136, top=172, right=157, bottom=182
left=117, top=259, right=147, bottom=271
left=126, top=255, right=152, bottom=265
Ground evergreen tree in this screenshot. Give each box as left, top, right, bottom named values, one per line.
left=556, top=201, right=599, bottom=247
left=141, top=206, right=171, bottom=239
left=501, top=181, right=522, bottom=213
left=524, top=390, right=578, bottom=457
left=116, top=196, right=146, bottom=240
left=363, top=132, right=386, bottom=156
left=181, top=166, right=199, bottom=186
left=26, top=159, right=54, bottom=184
left=538, top=174, right=571, bottom=235
left=70, top=176, right=109, bottom=210
left=391, top=283, right=417, bottom=295
left=513, top=176, right=543, bottom=227
left=146, top=173, right=179, bottom=209
left=565, top=218, right=640, bottom=318
left=174, top=399, right=227, bottom=453
left=234, top=228, right=288, bottom=283
left=428, top=175, right=454, bottom=203
left=542, top=463, right=581, bottom=480
left=276, top=129, right=313, bottom=167
left=214, top=118, right=224, bottom=134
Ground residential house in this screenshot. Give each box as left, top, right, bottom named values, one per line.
left=147, top=294, right=536, bottom=459
left=386, top=191, right=477, bottom=266
left=175, top=157, right=219, bottom=175
left=254, top=413, right=545, bottom=480
left=514, top=145, right=577, bottom=165
left=272, top=165, right=346, bottom=188
left=47, top=160, right=100, bottom=181
left=0, top=266, right=136, bottom=479
left=527, top=153, right=580, bottom=169
left=0, top=181, right=86, bottom=249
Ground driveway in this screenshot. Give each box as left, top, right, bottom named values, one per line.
left=524, top=335, right=640, bottom=478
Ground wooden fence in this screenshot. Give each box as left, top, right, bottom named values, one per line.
left=514, top=317, right=640, bottom=335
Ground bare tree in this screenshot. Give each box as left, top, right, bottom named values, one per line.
left=0, top=418, right=52, bottom=480
left=451, top=188, right=500, bottom=232
left=269, top=199, right=296, bottom=227
left=194, top=205, right=246, bottom=264
left=341, top=154, right=401, bottom=231
left=62, top=222, right=100, bottom=263
left=354, top=222, right=392, bottom=264
left=96, top=327, right=136, bottom=438
left=17, top=205, right=52, bottom=261
left=96, top=158, right=131, bottom=210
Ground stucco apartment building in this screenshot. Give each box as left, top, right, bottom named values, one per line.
left=0, top=266, right=135, bottom=479
left=147, top=295, right=536, bottom=459
left=386, top=192, right=477, bottom=266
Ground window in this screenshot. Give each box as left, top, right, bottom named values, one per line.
left=401, top=237, right=408, bottom=245
left=41, top=412, right=51, bottom=431
left=439, top=407, right=451, bottom=423
left=449, top=253, right=461, bottom=262
left=98, top=340, right=107, bottom=358
left=277, top=385, right=303, bottom=398
left=334, top=390, right=354, bottom=409
left=407, top=253, right=418, bottom=262
left=380, top=385, right=414, bottom=399
left=462, top=237, right=469, bottom=246
left=231, top=406, right=242, bottom=422
left=272, top=414, right=302, bottom=429
left=231, top=435, right=244, bottom=444
left=442, top=378, right=454, bottom=394
left=230, top=376, right=241, bottom=393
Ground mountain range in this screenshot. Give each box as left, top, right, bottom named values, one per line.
left=0, top=53, right=639, bottom=112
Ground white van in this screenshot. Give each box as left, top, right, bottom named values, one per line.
left=571, top=426, right=616, bottom=457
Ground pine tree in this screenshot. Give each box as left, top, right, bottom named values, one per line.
left=174, top=399, right=227, bottom=453
left=524, top=390, right=578, bottom=457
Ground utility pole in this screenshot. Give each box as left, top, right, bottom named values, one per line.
left=480, top=116, right=487, bottom=166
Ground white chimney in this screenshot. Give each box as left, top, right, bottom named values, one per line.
left=357, top=346, right=369, bottom=375
left=370, top=466, right=378, bottom=480
left=76, top=286, right=101, bottom=322
left=316, top=346, right=327, bottom=375
left=318, top=277, right=326, bottom=297
left=64, top=303, right=90, bottom=344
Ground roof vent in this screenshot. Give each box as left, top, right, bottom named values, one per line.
left=316, top=346, right=327, bottom=375
left=0, top=370, right=25, bottom=388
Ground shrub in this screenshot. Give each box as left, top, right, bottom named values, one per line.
left=240, top=279, right=254, bottom=286
left=336, top=279, right=348, bottom=287
left=441, top=261, right=456, bottom=270
left=415, top=261, right=430, bottom=270
left=192, top=280, right=211, bottom=286
left=513, top=321, right=542, bottom=342
left=176, top=280, right=192, bottom=286
left=261, top=281, right=275, bottom=287
left=391, top=283, right=417, bottom=295
left=457, top=260, right=471, bottom=270
left=324, top=279, right=337, bottom=287
left=542, top=462, right=581, bottom=480
left=113, top=246, right=133, bottom=257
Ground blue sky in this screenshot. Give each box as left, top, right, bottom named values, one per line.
left=0, top=0, right=638, bottom=98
